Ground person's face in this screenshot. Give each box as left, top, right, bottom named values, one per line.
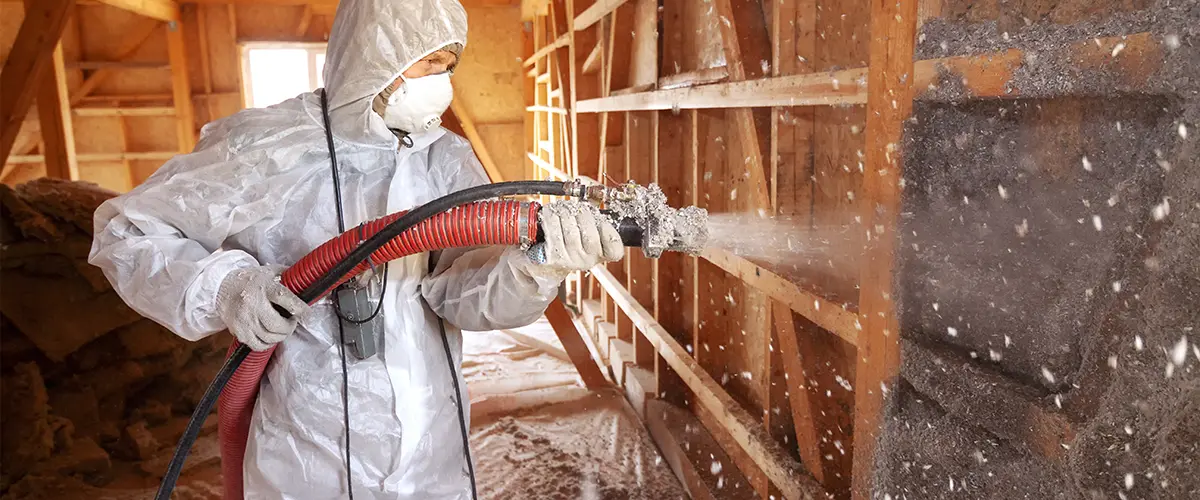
left=397, top=49, right=457, bottom=83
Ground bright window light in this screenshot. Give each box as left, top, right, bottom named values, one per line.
left=241, top=43, right=327, bottom=108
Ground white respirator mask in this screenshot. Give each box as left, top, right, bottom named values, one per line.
left=382, top=72, right=453, bottom=134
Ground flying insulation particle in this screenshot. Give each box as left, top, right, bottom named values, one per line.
left=1015, top=218, right=1029, bottom=237
left=1152, top=198, right=1171, bottom=221
left=998, top=183, right=1009, bottom=199
left=947, top=326, right=958, bottom=337
left=1134, top=335, right=1144, bottom=351
left=1082, top=156, right=1093, bottom=172
left=1109, top=355, right=1119, bottom=368
left=1112, top=281, right=1122, bottom=292
left=1093, top=215, right=1104, bottom=231
left=1111, top=42, right=1126, bottom=57
left=729, top=188, right=737, bottom=200
left=1180, top=123, right=1189, bottom=139
left=1125, top=473, right=1134, bottom=490
left=1042, top=366, right=1057, bottom=384
left=1125, top=425, right=1134, bottom=435
left=1170, top=336, right=1188, bottom=366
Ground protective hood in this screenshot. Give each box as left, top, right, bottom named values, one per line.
left=323, top=0, right=467, bottom=146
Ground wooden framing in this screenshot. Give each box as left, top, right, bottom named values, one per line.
left=450, top=91, right=505, bottom=182
left=0, top=0, right=75, bottom=166
left=849, top=0, right=918, bottom=498
left=94, top=0, right=180, bottom=21
left=166, top=20, right=197, bottom=152
left=37, top=41, right=79, bottom=180
left=593, top=267, right=826, bottom=500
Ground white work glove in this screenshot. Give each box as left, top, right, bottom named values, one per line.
left=530, top=200, right=624, bottom=278
left=216, top=266, right=310, bottom=351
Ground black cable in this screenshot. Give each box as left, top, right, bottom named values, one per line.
left=429, top=254, right=478, bottom=499
left=153, top=344, right=250, bottom=499
left=155, top=179, right=570, bottom=500
left=320, top=89, right=356, bottom=499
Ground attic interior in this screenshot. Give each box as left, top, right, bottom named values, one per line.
left=1, top=0, right=1197, bottom=498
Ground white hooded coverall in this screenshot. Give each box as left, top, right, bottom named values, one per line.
left=88, top=0, right=560, bottom=497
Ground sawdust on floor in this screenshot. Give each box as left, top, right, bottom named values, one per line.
left=464, top=319, right=686, bottom=499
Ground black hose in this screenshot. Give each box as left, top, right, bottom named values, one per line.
left=155, top=180, right=574, bottom=499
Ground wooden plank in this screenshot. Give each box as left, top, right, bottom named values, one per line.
left=573, top=0, right=626, bottom=32
left=66, top=60, right=169, bottom=70
left=0, top=0, right=75, bottom=166
left=37, top=42, right=79, bottom=180
left=96, top=0, right=179, bottom=21
left=7, top=152, right=177, bottom=163
left=525, top=105, right=568, bottom=115
left=450, top=93, right=505, bottom=182
left=772, top=306, right=824, bottom=483
left=701, top=247, right=859, bottom=346
left=74, top=106, right=177, bottom=117
left=644, top=400, right=726, bottom=500
left=526, top=152, right=568, bottom=180
left=166, top=19, right=197, bottom=152
left=522, top=33, right=569, bottom=67
left=577, top=69, right=867, bottom=112
left=581, top=41, right=602, bottom=75
left=544, top=298, right=611, bottom=390
left=850, top=0, right=918, bottom=498
left=658, top=66, right=729, bottom=90
left=69, top=17, right=161, bottom=107
left=593, top=267, right=827, bottom=500
left=628, top=0, right=657, bottom=87
left=499, top=329, right=571, bottom=363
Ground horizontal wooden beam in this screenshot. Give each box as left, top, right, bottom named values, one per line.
left=74, top=106, right=176, bottom=117
left=77, top=91, right=239, bottom=104
left=578, top=33, right=1165, bottom=113
left=573, top=0, right=626, bottom=32
left=592, top=267, right=826, bottom=500
left=577, top=68, right=867, bottom=112
left=523, top=33, right=569, bottom=67
left=67, top=60, right=169, bottom=70
left=701, top=247, right=859, bottom=346
left=526, top=152, right=568, bottom=180
left=95, top=0, right=179, bottom=21
left=7, top=151, right=176, bottom=164
left=525, top=105, right=568, bottom=115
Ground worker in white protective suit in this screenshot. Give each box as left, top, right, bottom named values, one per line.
left=87, top=0, right=623, bottom=497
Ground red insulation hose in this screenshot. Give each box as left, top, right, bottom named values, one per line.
left=217, top=200, right=540, bottom=499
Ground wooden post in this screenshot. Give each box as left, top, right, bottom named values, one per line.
left=37, top=42, right=79, bottom=180
left=0, top=0, right=75, bottom=166
left=851, top=0, right=918, bottom=498
left=166, top=19, right=197, bottom=153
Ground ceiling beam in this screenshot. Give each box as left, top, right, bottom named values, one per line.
left=37, top=42, right=80, bottom=180
left=0, top=0, right=75, bottom=167
left=166, top=19, right=197, bottom=152
left=95, top=0, right=179, bottom=21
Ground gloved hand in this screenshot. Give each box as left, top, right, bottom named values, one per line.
left=216, top=266, right=310, bottom=351
left=530, top=200, right=624, bottom=278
